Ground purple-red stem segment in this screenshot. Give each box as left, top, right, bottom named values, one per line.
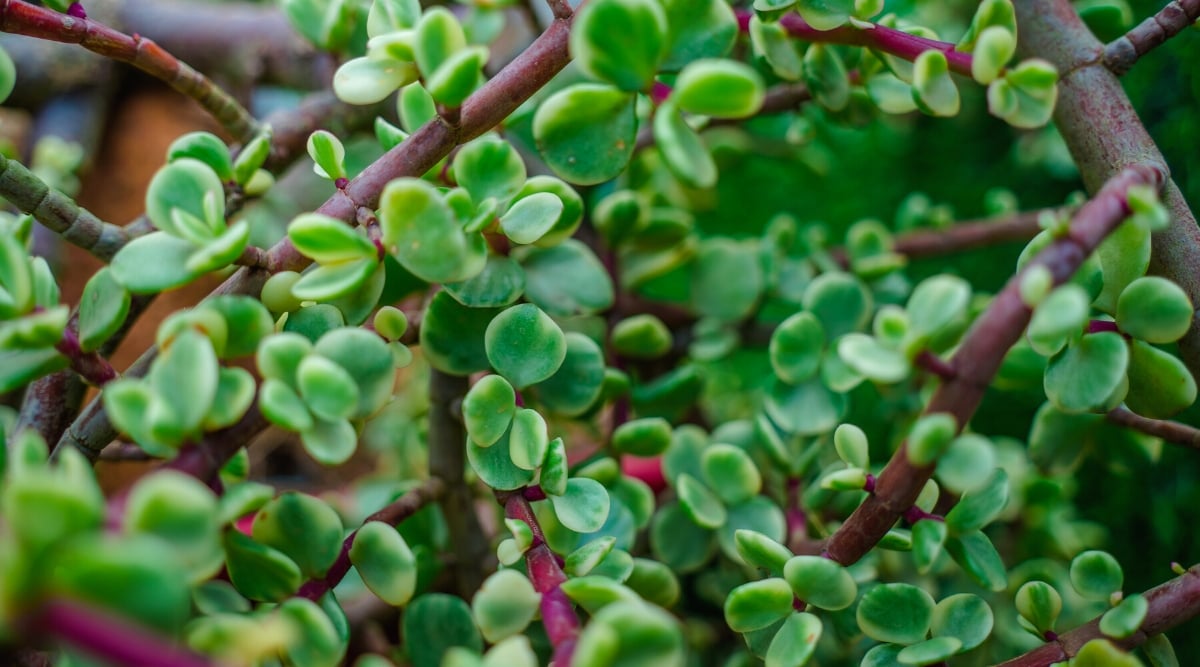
left=504, top=493, right=580, bottom=667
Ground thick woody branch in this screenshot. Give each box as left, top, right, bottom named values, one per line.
left=997, top=564, right=1200, bottom=666
left=1103, top=0, right=1200, bottom=75
left=0, top=0, right=258, bottom=142
left=823, top=164, right=1164, bottom=566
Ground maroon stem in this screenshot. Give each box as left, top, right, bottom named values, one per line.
left=997, top=565, right=1200, bottom=666
left=504, top=494, right=580, bottom=667
left=734, top=10, right=975, bottom=76
left=0, top=0, right=257, bottom=142
left=298, top=478, right=446, bottom=600
left=54, top=327, right=117, bottom=386
left=914, top=350, right=956, bottom=381
left=1103, top=0, right=1200, bottom=74
left=1086, top=319, right=1122, bottom=335
left=1106, top=408, right=1200, bottom=452
left=822, top=164, right=1164, bottom=566
left=29, top=598, right=214, bottom=667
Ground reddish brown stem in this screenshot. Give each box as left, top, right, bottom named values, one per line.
left=28, top=598, right=214, bottom=667
left=1106, top=407, right=1200, bottom=452
left=0, top=0, right=257, bottom=142
left=823, top=164, right=1164, bottom=566
left=298, top=478, right=446, bottom=600
left=54, top=326, right=117, bottom=386
left=504, top=494, right=580, bottom=667
left=1103, top=0, right=1200, bottom=74
left=997, top=565, right=1200, bottom=666
left=914, top=350, right=956, bottom=381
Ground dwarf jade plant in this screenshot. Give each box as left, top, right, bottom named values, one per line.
left=1, top=0, right=1200, bottom=666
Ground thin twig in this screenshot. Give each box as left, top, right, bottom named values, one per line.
left=996, top=564, right=1200, bottom=666
left=298, top=477, right=446, bottom=600
left=1106, top=407, right=1200, bottom=451
left=0, top=0, right=258, bottom=142
left=53, top=326, right=118, bottom=386
left=1103, top=0, right=1200, bottom=75
left=823, top=164, right=1165, bottom=565
left=634, top=82, right=811, bottom=151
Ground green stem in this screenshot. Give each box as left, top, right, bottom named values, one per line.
left=0, top=0, right=258, bottom=142
left=823, top=164, right=1164, bottom=565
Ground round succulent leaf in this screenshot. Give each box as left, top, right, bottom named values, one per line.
left=419, top=291, right=501, bottom=375
left=426, top=46, right=487, bottom=108
left=541, top=437, right=569, bottom=496
left=1125, top=340, right=1197, bottom=419
left=971, top=25, right=1015, bottom=85
left=675, top=59, right=765, bottom=118
left=911, top=518, right=948, bottom=574
left=508, top=408, right=549, bottom=470
left=897, top=637, right=962, bottom=666
left=944, top=530, right=1008, bottom=591
left=589, top=547, right=636, bottom=581
left=0, top=44, right=12, bottom=103
left=724, top=578, right=795, bottom=633
left=930, top=593, right=993, bottom=651
left=1117, top=276, right=1194, bottom=344
left=312, top=327, right=396, bottom=418
left=570, top=0, right=666, bottom=91
left=297, top=354, right=361, bottom=422
left=151, top=328, right=219, bottom=438
left=796, top=0, right=853, bottom=30
left=838, top=333, right=910, bottom=384
left=625, top=558, right=682, bottom=608
left=203, top=367, right=257, bottom=431
left=122, top=471, right=221, bottom=581
left=735, top=529, right=793, bottom=576
left=1070, top=550, right=1124, bottom=600
left=1094, top=217, right=1152, bottom=314
left=549, top=477, right=611, bottom=533
left=762, top=611, right=822, bottom=667
left=145, top=158, right=224, bottom=238
left=368, top=0, right=420, bottom=35
left=300, top=416, right=358, bottom=465
left=1100, top=593, right=1148, bottom=640
left=252, top=492, right=343, bottom=579
left=471, top=569, right=540, bottom=642
left=770, top=312, right=825, bottom=384
left=373, top=306, right=408, bottom=341
left=183, top=220, right=251, bottom=275
left=223, top=530, right=303, bottom=601
left=566, top=536, right=618, bottom=577
left=906, top=274, right=971, bottom=340
left=109, top=232, right=204, bottom=293
left=403, top=594, right=483, bottom=667
left=650, top=500, right=718, bottom=572
left=654, top=99, right=718, bottom=189
left=987, top=60, right=1059, bottom=128
left=832, top=423, right=869, bottom=469
left=1015, top=580, right=1062, bottom=636
left=861, top=642, right=905, bottom=667
left=1027, top=285, right=1089, bottom=356
left=499, top=192, right=564, bottom=245
left=765, top=378, right=847, bottom=436
left=78, top=268, right=131, bottom=352
left=512, top=176, right=584, bottom=247
left=349, top=521, right=417, bottom=606
left=278, top=597, right=345, bottom=667
left=945, top=468, right=1009, bottom=534
left=782, top=555, right=857, bottom=611
left=676, top=473, right=727, bottom=529
left=802, top=272, right=872, bottom=339
left=701, top=444, right=762, bottom=505
left=935, top=434, right=996, bottom=494
left=720, top=496, right=787, bottom=563
left=1044, top=332, right=1129, bottom=413
left=533, top=84, right=637, bottom=185
left=560, top=576, right=643, bottom=614
left=168, top=132, right=234, bottom=182
left=661, top=0, right=737, bottom=70
left=455, top=137, right=526, bottom=205
left=485, top=304, right=567, bottom=388
left=288, top=214, right=376, bottom=265
left=905, top=413, right=958, bottom=467
left=260, top=378, right=315, bottom=432
left=379, top=178, right=487, bottom=284
left=468, top=428, right=536, bottom=490
left=463, top=374, right=517, bottom=447
left=572, top=601, right=684, bottom=667
left=912, top=51, right=960, bottom=117
left=691, top=238, right=763, bottom=321
left=612, top=417, right=673, bottom=457
left=414, top=6, right=467, bottom=75
left=609, top=475, right=655, bottom=529
left=517, top=240, right=615, bottom=316
left=443, top=257, right=525, bottom=310
left=291, top=258, right=380, bottom=303
left=1072, top=639, right=1145, bottom=667
left=205, top=296, right=274, bottom=360
left=611, top=314, right=673, bottom=359
left=856, top=583, right=936, bottom=644
left=804, top=43, right=850, bottom=111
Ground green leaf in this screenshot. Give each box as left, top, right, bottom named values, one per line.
left=930, top=593, right=993, bottom=651
left=145, top=158, right=224, bottom=240
left=0, top=44, right=16, bottom=105
left=297, top=354, right=361, bottom=422
left=280, top=597, right=346, bottom=667
left=1070, top=550, right=1124, bottom=600
left=517, top=239, right=615, bottom=316
left=701, top=444, right=761, bottom=505
left=570, top=0, right=667, bottom=91
left=0, top=231, right=33, bottom=315
left=1028, top=285, right=1089, bottom=356
left=987, top=59, right=1058, bottom=128
left=414, top=7, right=467, bottom=75
left=282, top=0, right=355, bottom=51
left=403, top=594, right=483, bottom=667
left=379, top=178, right=487, bottom=284
left=566, top=536, right=618, bottom=577
left=612, top=417, right=673, bottom=457
left=467, top=428, right=536, bottom=490
left=168, top=132, right=233, bottom=182
left=838, top=333, right=910, bottom=384
left=471, top=569, right=540, bottom=642
left=289, top=214, right=376, bottom=264
left=560, top=576, right=643, bottom=614
left=936, top=434, right=996, bottom=494
left=123, top=471, right=222, bottom=582
left=499, top=193, right=563, bottom=245
left=764, top=612, right=822, bottom=667
left=765, top=377, right=847, bottom=436
left=782, top=555, right=857, bottom=611
left=368, top=0, right=421, bottom=35
left=1015, top=580, right=1061, bottom=636
left=972, top=26, right=1016, bottom=85
left=1072, top=639, right=1144, bottom=667
left=750, top=16, right=804, bottom=81
left=252, top=492, right=344, bottom=578
left=735, top=530, right=793, bottom=576
left=427, top=46, right=487, bottom=108
left=856, top=583, right=935, bottom=644
left=533, top=84, right=637, bottom=185
left=306, top=130, right=347, bottom=181
left=399, top=82, right=437, bottom=132
left=1044, top=332, right=1129, bottom=413
left=834, top=423, right=869, bottom=469
left=260, top=378, right=315, bottom=432
left=550, top=477, right=611, bottom=533
left=508, top=408, right=549, bottom=470
left=512, top=176, right=585, bottom=247
left=110, top=232, right=203, bottom=293
left=958, top=0, right=1017, bottom=53
left=804, top=44, right=850, bottom=111
left=796, top=0, right=853, bottom=30
left=661, top=0, right=737, bottom=70
left=944, top=530, right=1008, bottom=591
left=653, top=99, right=717, bottom=189
left=204, top=367, right=257, bottom=431
left=152, top=329, right=219, bottom=438
left=485, top=303, right=567, bottom=388
left=770, top=312, right=825, bottom=384
left=912, top=50, right=960, bottom=117
left=897, top=637, right=962, bottom=665
left=651, top=500, right=717, bottom=572
left=463, top=375, right=517, bottom=447
left=1125, top=340, right=1197, bottom=419
left=419, top=291, right=500, bottom=375
left=906, top=413, right=957, bottom=467
left=1095, top=217, right=1151, bottom=313
left=674, top=59, right=765, bottom=118
left=625, top=558, right=681, bottom=608
left=802, top=272, right=871, bottom=339
left=532, top=332, right=607, bottom=416
left=455, top=137, right=526, bottom=204
left=1117, top=277, right=1194, bottom=344
left=299, top=416, right=358, bottom=465
left=572, top=602, right=684, bottom=667
left=691, top=238, right=762, bottom=321
left=541, top=437, right=569, bottom=496
left=223, top=530, right=303, bottom=602
left=291, top=258, right=380, bottom=302
left=724, top=578, right=794, bottom=632
left=676, top=473, right=726, bottom=528
left=351, top=522, right=417, bottom=606
left=612, top=314, right=673, bottom=359
left=945, top=468, right=1009, bottom=533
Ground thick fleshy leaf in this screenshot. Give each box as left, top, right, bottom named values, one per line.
left=299, top=416, right=358, bottom=465
left=1070, top=550, right=1124, bottom=600
left=532, top=332, right=607, bottom=416
left=987, top=59, right=1058, bottom=128
left=936, top=434, right=996, bottom=494
left=972, top=26, right=1015, bottom=84
left=463, top=375, right=517, bottom=447
left=145, top=158, right=224, bottom=239
left=279, top=597, right=346, bottom=667
left=223, top=530, right=303, bottom=602
left=1015, top=580, right=1061, bottom=636
left=650, top=500, right=717, bottom=572
left=691, top=238, right=762, bottom=321
left=724, top=578, right=794, bottom=632
left=349, top=521, right=417, bottom=606
left=472, top=569, right=540, bottom=642
left=419, top=291, right=500, bottom=375
left=110, top=232, right=203, bottom=293
left=803, top=272, right=871, bottom=339
left=1100, top=593, right=1148, bottom=639
left=289, top=214, right=376, bottom=264
left=533, top=84, right=637, bottom=185
left=765, top=612, right=822, bottom=667
left=912, top=50, right=960, bottom=117
left=379, top=178, right=487, bottom=283
left=796, top=0, right=853, bottom=30
left=513, top=176, right=585, bottom=247
left=838, top=333, right=910, bottom=383
left=518, top=239, right=615, bottom=316
left=804, top=44, right=850, bottom=111
left=674, top=59, right=764, bottom=118
left=455, top=137, right=526, bottom=204
left=764, top=378, right=847, bottom=436
left=572, top=602, right=684, bottom=667
left=549, top=477, right=611, bottom=533
left=426, top=47, right=487, bottom=108
left=676, top=473, right=726, bottom=528
left=1125, top=340, right=1197, bottom=418
left=403, top=594, right=483, bottom=667
left=783, top=555, right=857, bottom=611
left=499, top=193, right=563, bottom=245
left=770, top=312, right=825, bottom=384
left=611, top=314, right=673, bottom=359
left=1027, top=285, right=1089, bottom=356
left=1116, top=276, right=1194, bottom=344
left=898, top=637, right=962, bottom=665
left=856, top=583, right=935, bottom=644
left=252, top=492, right=344, bottom=578
left=151, top=329, right=219, bottom=438
left=485, top=304, right=567, bottom=388
left=701, top=444, right=761, bottom=505
left=944, top=530, right=1008, bottom=591
left=508, top=408, right=549, bottom=470
left=297, top=354, right=360, bottom=422
left=467, top=429, right=535, bottom=490
left=945, top=468, right=1009, bottom=534
left=569, top=0, right=666, bottom=91
left=612, top=418, right=672, bottom=457
left=654, top=99, right=717, bottom=189
left=930, top=593, right=993, bottom=651
left=1044, top=332, right=1129, bottom=413
left=123, top=471, right=221, bottom=582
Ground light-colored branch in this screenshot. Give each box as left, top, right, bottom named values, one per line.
left=823, top=164, right=1164, bottom=565
left=1103, top=0, right=1200, bottom=75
